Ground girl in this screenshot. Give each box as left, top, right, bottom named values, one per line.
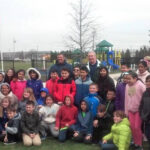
left=0, top=83, right=18, bottom=109
left=26, top=68, right=43, bottom=99
left=73, top=100, right=93, bottom=144
left=125, top=71, right=146, bottom=150
left=18, top=87, right=37, bottom=115
left=4, top=68, right=15, bottom=85
left=55, top=95, right=78, bottom=142
left=97, top=67, right=115, bottom=100
left=139, top=75, right=150, bottom=146
left=39, top=95, right=60, bottom=139
left=10, top=69, right=27, bottom=101
left=0, top=97, right=11, bottom=141
left=137, top=60, right=150, bottom=84
left=101, top=110, right=131, bottom=150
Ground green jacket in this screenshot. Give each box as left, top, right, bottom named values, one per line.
left=103, top=118, right=131, bottom=150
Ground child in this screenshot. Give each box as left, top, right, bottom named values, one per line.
left=55, top=95, right=78, bottom=142
left=125, top=71, right=146, bottom=150
left=54, top=68, right=76, bottom=105
left=0, top=72, right=5, bottom=87
left=18, top=88, right=38, bottom=115
left=117, top=62, right=130, bottom=85
left=75, top=66, right=92, bottom=107
left=46, top=69, right=59, bottom=97
left=26, top=68, right=43, bottom=99
left=39, top=95, right=60, bottom=139
left=21, top=101, right=41, bottom=146
left=73, top=100, right=93, bottom=144
left=4, top=68, right=15, bottom=85
left=115, top=72, right=129, bottom=111
left=139, top=75, right=150, bottom=145
left=105, top=89, right=116, bottom=118
left=101, top=110, right=131, bottom=150
left=10, top=69, right=27, bottom=101
left=97, top=66, right=115, bottom=100
left=4, top=107, right=21, bottom=145
left=84, top=83, right=103, bottom=117
left=37, top=88, right=49, bottom=107
left=73, top=65, right=80, bottom=80
left=137, top=60, right=150, bottom=84
left=0, top=97, right=10, bottom=141
left=93, top=105, right=113, bottom=143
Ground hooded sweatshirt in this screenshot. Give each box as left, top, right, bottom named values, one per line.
left=55, top=95, right=78, bottom=129
left=26, top=68, right=43, bottom=99
left=103, top=118, right=131, bottom=150
left=37, top=88, right=49, bottom=105
left=137, top=70, right=150, bottom=84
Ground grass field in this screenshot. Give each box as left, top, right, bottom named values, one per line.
left=0, top=137, right=149, bottom=150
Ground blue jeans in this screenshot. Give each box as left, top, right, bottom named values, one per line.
left=99, top=141, right=118, bottom=150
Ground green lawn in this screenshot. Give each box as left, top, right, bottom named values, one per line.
left=0, top=137, right=149, bottom=150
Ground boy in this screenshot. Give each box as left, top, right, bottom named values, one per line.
left=54, top=68, right=76, bottom=105
left=75, top=66, right=92, bottom=107
left=117, top=62, right=130, bottom=85
left=84, top=83, right=103, bottom=117
left=46, top=69, right=59, bottom=97
left=4, top=107, right=20, bottom=145
left=73, top=65, right=80, bottom=80
left=21, top=101, right=41, bottom=146
left=105, top=89, right=116, bottom=118
left=92, top=105, right=113, bottom=143
left=55, top=95, right=78, bottom=142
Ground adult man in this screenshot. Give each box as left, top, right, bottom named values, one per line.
left=48, top=54, right=73, bottom=79
left=87, top=51, right=101, bottom=82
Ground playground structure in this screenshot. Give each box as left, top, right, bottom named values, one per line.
left=95, top=40, right=121, bottom=70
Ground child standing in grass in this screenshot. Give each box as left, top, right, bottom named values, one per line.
left=73, top=100, right=93, bottom=144
left=26, top=68, right=43, bottom=99
left=10, top=69, right=26, bottom=101
left=125, top=71, right=146, bottom=150
left=21, top=101, right=41, bottom=146
left=55, top=95, right=78, bottom=142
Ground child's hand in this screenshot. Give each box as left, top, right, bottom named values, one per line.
left=85, top=135, right=91, bottom=140
left=103, top=139, right=107, bottom=144
left=2, top=131, right=6, bottom=135
left=65, top=123, right=69, bottom=127
left=73, top=132, right=79, bottom=137
left=38, top=105, right=43, bottom=109
left=54, top=127, right=59, bottom=131
left=93, top=120, right=98, bottom=127
left=4, top=136, right=8, bottom=142
left=30, top=133, right=35, bottom=139
left=5, top=122, right=8, bottom=128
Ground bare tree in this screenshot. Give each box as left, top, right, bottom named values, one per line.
left=67, top=0, right=97, bottom=53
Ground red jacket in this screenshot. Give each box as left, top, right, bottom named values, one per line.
left=54, top=78, right=76, bottom=103
left=55, top=95, right=78, bottom=129
left=10, top=79, right=27, bottom=101
left=46, top=77, right=59, bottom=97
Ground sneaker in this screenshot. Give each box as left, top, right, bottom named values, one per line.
left=135, top=145, right=143, bottom=150
left=41, top=136, right=46, bottom=140
left=4, top=141, right=16, bottom=145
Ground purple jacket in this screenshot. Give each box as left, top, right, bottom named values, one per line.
left=115, top=82, right=126, bottom=111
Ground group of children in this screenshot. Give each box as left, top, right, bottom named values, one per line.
left=0, top=59, right=150, bottom=150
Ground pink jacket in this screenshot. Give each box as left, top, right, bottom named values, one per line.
left=10, top=80, right=27, bottom=101
left=125, top=80, right=146, bottom=115
left=137, top=70, right=150, bottom=84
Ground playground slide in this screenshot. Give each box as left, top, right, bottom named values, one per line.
left=108, top=58, right=119, bottom=69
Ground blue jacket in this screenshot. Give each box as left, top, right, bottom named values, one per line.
left=26, top=68, right=43, bottom=99
left=37, top=88, right=49, bottom=105
left=75, top=100, right=93, bottom=135
left=75, top=76, right=93, bottom=106
left=84, top=93, right=102, bottom=117
left=0, top=108, right=8, bottom=133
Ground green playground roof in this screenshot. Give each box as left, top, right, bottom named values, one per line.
left=95, top=47, right=109, bottom=52
left=73, top=49, right=81, bottom=54
left=96, top=40, right=113, bottom=48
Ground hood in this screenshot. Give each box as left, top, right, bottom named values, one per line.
left=64, top=94, right=74, bottom=106
left=137, top=70, right=149, bottom=77
left=40, top=88, right=49, bottom=94
left=79, top=100, right=89, bottom=112
left=78, top=75, right=91, bottom=82
left=13, top=113, right=21, bottom=120
left=26, top=68, right=41, bottom=80
left=0, top=82, right=10, bottom=91
left=119, top=118, right=130, bottom=127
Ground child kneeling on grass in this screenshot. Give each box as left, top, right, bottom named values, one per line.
left=21, top=101, right=41, bottom=146
left=73, top=100, right=93, bottom=144
left=55, top=95, right=78, bottom=142
left=100, top=110, right=131, bottom=150
left=4, top=107, right=21, bottom=145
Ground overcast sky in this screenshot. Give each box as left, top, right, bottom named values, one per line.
left=0, top=0, right=150, bottom=52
